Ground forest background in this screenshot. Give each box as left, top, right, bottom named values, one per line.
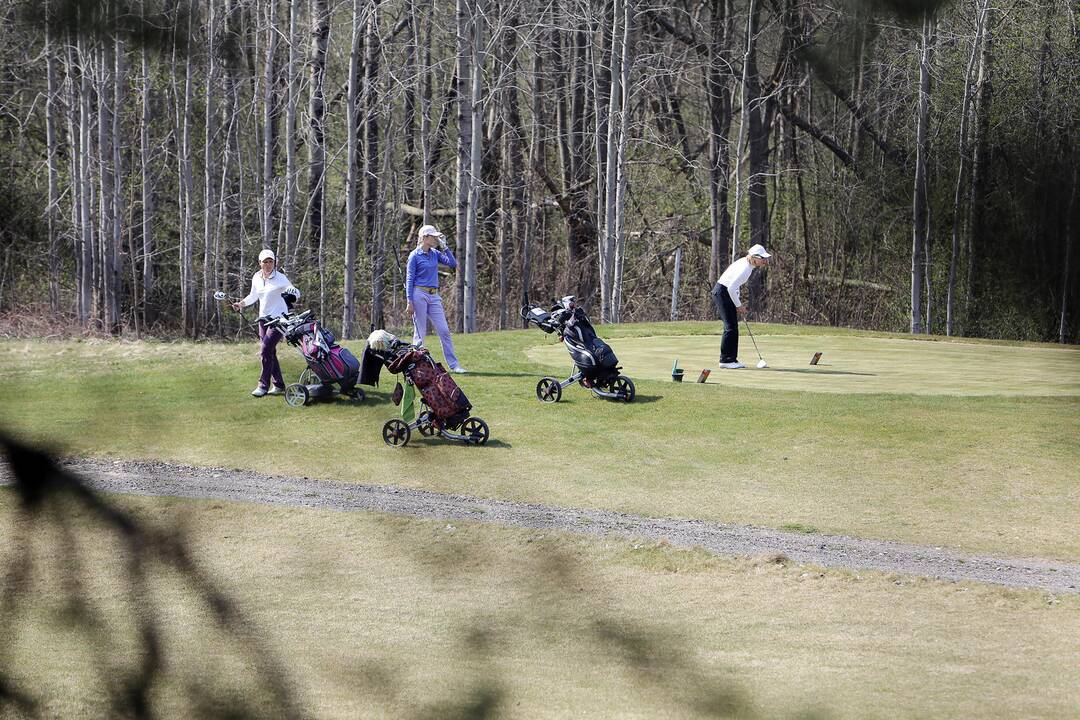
left=0, top=0, right=1075, bottom=342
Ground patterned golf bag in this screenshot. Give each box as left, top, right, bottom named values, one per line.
left=283, top=318, right=360, bottom=394
left=386, top=346, right=472, bottom=429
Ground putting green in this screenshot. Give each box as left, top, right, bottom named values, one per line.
left=527, top=333, right=1080, bottom=396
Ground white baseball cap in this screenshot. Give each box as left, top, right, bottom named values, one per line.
left=258, top=248, right=276, bottom=262
left=748, top=244, right=772, bottom=259
left=418, top=224, right=444, bottom=239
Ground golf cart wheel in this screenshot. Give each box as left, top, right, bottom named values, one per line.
left=348, top=388, right=366, bottom=403
left=382, top=419, right=411, bottom=447
left=461, top=416, right=490, bottom=446
left=417, top=412, right=437, bottom=437
left=611, top=375, right=636, bottom=403
left=299, top=368, right=317, bottom=386
left=536, top=377, right=562, bottom=403
left=285, top=383, right=310, bottom=407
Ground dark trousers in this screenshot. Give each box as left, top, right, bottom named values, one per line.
left=711, top=283, right=739, bottom=363
left=257, top=320, right=285, bottom=389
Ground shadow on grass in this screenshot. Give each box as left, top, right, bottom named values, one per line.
left=0, top=431, right=827, bottom=719
left=765, top=368, right=877, bottom=377
left=405, top=438, right=514, bottom=450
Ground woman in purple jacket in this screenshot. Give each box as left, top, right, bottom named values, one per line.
left=405, top=224, right=466, bottom=373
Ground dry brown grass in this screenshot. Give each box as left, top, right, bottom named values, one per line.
left=3, top=491, right=1079, bottom=719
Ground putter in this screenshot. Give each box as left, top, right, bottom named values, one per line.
left=742, top=319, right=768, bottom=368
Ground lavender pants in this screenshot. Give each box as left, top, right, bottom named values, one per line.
left=257, top=320, right=286, bottom=390
left=411, top=289, right=461, bottom=369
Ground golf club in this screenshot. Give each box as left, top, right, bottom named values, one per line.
left=742, top=319, right=768, bottom=368
left=213, top=290, right=254, bottom=339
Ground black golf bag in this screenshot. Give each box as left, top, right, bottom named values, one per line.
left=559, top=306, right=620, bottom=384
left=524, top=298, right=620, bottom=385
left=521, top=295, right=634, bottom=403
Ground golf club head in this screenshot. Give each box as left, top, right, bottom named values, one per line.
left=756, top=359, right=768, bottom=369
left=213, top=291, right=227, bottom=301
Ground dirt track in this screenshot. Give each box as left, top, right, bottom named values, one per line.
left=6, top=458, right=1079, bottom=594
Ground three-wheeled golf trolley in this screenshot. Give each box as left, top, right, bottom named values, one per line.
left=363, top=332, right=490, bottom=447
left=522, top=296, right=635, bottom=403
left=265, top=309, right=367, bottom=407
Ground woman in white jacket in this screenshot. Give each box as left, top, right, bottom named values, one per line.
left=711, top=243, right=771, bottom=369
left=232, top=249, right=299, bottom=396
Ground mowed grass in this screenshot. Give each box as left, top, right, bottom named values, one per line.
left=529, top=332, right=1080, bottom=395
left=1, top=322, right=1078, bottom=559
left=4, top=492, right=1079, bottom=719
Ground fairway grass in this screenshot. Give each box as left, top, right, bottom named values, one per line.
left=3, top=493, right=1078, bottom=719
left=529, top=332, right=1080, bottom=396
left=1, top=322, right=1078, bottom=559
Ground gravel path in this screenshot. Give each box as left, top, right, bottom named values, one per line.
left=7, top=458, right=1079, bottom=595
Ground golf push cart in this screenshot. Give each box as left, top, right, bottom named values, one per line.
left=264, top=302, right=367, bottom=407
left=214, top=289, right=369, bottom=407
left=521, top=296, right=635, bottom=403
left=363, top=331, right=490, bottom=447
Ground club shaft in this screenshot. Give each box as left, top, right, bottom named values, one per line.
left=743, top=319, right=764, bottom=361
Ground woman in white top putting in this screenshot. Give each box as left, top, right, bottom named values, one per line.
left=711, top=244, right=771, bottom=369
left=232, top=248, right=300, bottom=396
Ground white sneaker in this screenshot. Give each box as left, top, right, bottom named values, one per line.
left=251, top=386, right=268, bottom=397
left=719, top=361, right=746, bottom=369
left=451, top=366, right=468, bottom=374
left=266, top=386, right=285, bottom=396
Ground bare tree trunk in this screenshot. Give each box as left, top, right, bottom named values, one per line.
left=139, top=31, right=155, bottom=327
left=418, top=5, right=432, bottom=221
left=96, top=41, right=119, bottom=331
left=600, top=0, right=624, bottom=322
left=522, top=16, right=544, bottom=325
left=730, top=0, right=755, bottom=264
left=911, top=14, right=934, bottom=335
left=947, top=0, right=985, bottom=336
left=463, top=0, right=483, bottom=333
left=215, top=4, right=240, bottom=338
left=45, top=26, right=62, bottom=312
left=261, top=0, right=280, bottom=248
left=203, top=0, right=218, bottom=331
left=112, top=33, right=125, bottom=333
left=309, top=0, right=329, bottom=318
left=283, top=0, right=299, bottom=266
left=707, top=0, right=733, bottom=288
left=179, top=12, right=196, bottom=336
left=965, top=1, right=994, bottom=332
left=670, top=244, right=682, bottom=320
left=363, top=0, right=384, bottom=330
left=403, top=0, right=418, bottom=205
left=501, top=9, right=527, bottom=331
left=73, top=37, right=93, bottom=325
left=454, top=0, right=472, bottom=333
left=610, top=0, right=633, bottom=323
left=745, top=0, right=771, bottom=254
left=1061, top=167, right=1076, bottom=344
left=342, top=0, right=363, bottom=338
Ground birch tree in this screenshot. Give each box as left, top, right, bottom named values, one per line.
left=309, top=0, right=330, bottom=317
left=947, top=0, right=986, bottom=336
left=462, top=0, right=484, bottom=333
left=283, top=0, right=300, bottom=266
left=342, top=0, right=363, bottom=338
left=911, top=14, right=935, bottom=334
